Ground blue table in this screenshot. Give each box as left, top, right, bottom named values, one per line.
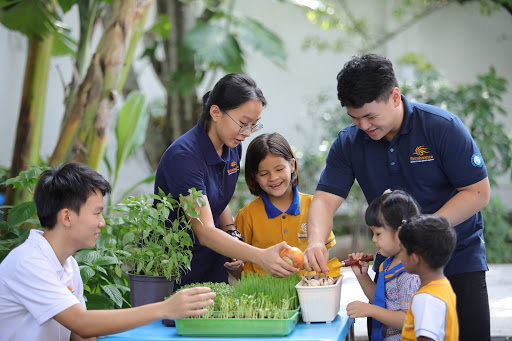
left=100, top=308, right=354, bottom=341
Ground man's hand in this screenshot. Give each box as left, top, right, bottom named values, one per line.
left=164, top=287, right=215, bottom=319
left=303, top=242, right=329, bottom=274
left=257, top=241, right=298, bottom=277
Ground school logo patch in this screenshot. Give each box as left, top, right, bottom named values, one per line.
left=386, top=287, right=400, bottom=302
left=471, top=153, right=484, bottom=168
left=298, top=223, right=308, bottom=239
left=227, top=161, right=240, bottom=175
left=410, top=145, right=434, bottom=163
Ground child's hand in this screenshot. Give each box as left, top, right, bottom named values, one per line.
left=346, top=300, right=372, bottom=319
left=348, top=252, right=369, bottom=276
left=163, top=287, right=215, bottom=319
left=224, top=258, right=244, bottom=271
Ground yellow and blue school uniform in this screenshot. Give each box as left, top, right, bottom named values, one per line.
left=235, top=185, right=336, bottom=276
left=402, top=277, right=458, bottom=341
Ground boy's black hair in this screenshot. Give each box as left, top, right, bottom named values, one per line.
left=336, top=53, right=398, bottom=108
left=399, top=214, right=456, bottom=270
left=244, top=132, right=298, bottom=196
left=365, top=189, right=421, bottom=230
left=34, top=163, right=111, bottom=229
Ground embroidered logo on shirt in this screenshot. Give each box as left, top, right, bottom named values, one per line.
left=471, top=153, right=484, bottom=168
left=410, top=146, right=434, bottom=163
left=227, top=161, right=240, bottom=175
left=67, top=285, right=75, bottom=294
left=298, top=223, right=308, bottom=239
left=386, top=287, right=399, bottom=302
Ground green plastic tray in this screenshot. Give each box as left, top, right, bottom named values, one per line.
left=175, top=310, right=299, bottom=337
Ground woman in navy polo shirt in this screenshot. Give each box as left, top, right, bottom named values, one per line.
left=155, top=74, right=297, bottom=289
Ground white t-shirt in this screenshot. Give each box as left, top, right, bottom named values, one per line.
left=410, top=292, right=448, bottom=340
left=0, top=229, right=86, bottom=341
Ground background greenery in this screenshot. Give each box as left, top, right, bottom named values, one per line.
left=1, top=0, right=511, bottom=311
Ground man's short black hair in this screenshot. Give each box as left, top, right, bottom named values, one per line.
left=399, top=214, right=456, bottom=270
left=34, top=163, right=111, bottom=229
left=336, top=53, right=398, bottom=108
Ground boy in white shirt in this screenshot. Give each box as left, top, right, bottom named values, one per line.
left=0, top=163, right=215, bottom=341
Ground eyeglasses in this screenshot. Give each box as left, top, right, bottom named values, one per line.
left=224, top=111, right=263, bottom=135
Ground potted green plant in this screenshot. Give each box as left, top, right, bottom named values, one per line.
left=116, top=187, right=205, bottom=308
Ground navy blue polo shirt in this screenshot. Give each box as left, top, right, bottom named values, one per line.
left=317, top=95, right=488, bottom=276
left=154, top=119, right=242, bottom=286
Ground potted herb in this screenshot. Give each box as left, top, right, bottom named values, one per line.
left=116, top=187, right=204, bottom=307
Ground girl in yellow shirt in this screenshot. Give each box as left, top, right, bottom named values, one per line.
left=232, top=132, right=336, bottom=278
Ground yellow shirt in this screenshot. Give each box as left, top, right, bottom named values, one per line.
left=235, top=190, right=336, bottom=276
left=402, top=277, right=458, bottom=341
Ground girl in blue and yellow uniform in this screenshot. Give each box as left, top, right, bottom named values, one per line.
left=233, top=132, right=336, bottom=278
left=346, top=190, right=421, bottom=341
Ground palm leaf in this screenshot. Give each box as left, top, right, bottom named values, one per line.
left=184, top=22, right=244, bottom=72
left=234, top=16, right=287, bottom=68
left=0, top=0, right=62, bottom=39
left=114, top=91, right=148, bottom=188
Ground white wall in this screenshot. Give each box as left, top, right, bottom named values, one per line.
left=1, top=0, right=511, bottom=207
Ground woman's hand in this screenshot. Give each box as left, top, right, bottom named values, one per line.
left=348, top=252, right=370, bottom=276
left=257, top=242, right=297, bottom=277
left=303, top=242, right=329, bottom=274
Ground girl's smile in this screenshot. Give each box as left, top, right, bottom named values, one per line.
left=255, top=153, right=295, bottom=204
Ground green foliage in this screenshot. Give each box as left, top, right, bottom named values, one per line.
left=178, top=273, right=300, bottom=319
left=482, top=196, right=512, bottom=263
left=75, top=233, right=131, bottom=309
left=144, top=3, right=287, bottom=95
left=115, top=188, right=205, bottom=282
left=400, top=62, right=511, bottom=185
left=234, top=273, right=300, bottom=311
left=178, top=282, right=234, bottom=311
left=113, top=91, right=149, bottom=188
left=0, top=0, right=62, bottom=39
left=4, top=166, right=50, bottom=194
left=0, top=165, right=48, bottom=262
left=290, top=0, right=512, bottom=53
left=103, top=90, right=154, bottom=208
left=184, top=23, right=244, bottom=73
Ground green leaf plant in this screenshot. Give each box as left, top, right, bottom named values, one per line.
left=74, top=233, right=131, bottom=309
left=176, top=273, right=300, bottom=319
left=115, top=187, right=205, bottom=283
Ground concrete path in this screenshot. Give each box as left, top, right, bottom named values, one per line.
left=339, top=264, right=512, bottom=340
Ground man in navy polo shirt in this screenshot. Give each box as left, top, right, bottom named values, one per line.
left=303, top=54, right=490, bottom=341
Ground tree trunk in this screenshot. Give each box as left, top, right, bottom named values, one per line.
left=143, top=0, right=200, bottom=169
left=49, top=0, right=153, bottom=170
left=4, top=36, right=53, bottom=207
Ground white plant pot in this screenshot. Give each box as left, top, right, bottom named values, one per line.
left=295, top=275, right=343, bottom=324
